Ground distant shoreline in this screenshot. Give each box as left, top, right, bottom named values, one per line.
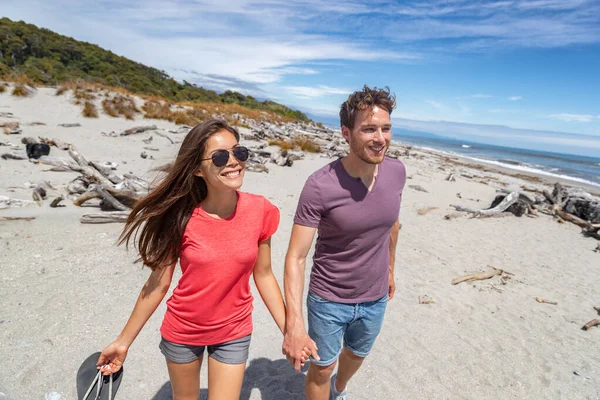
left=394, top=140, right=600, bottom=195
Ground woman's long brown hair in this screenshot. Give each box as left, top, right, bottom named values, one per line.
left=119, top=119, right=240, bottom=270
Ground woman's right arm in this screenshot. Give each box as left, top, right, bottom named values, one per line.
left=97, top=263, right=175, bottom=374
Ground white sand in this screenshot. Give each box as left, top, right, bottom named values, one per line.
left=1, top=86, right=599, bottom=399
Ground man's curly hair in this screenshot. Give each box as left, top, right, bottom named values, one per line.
left=339, top=86, right=396, bottom=130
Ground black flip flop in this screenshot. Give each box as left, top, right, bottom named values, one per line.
left=76, top=351, right=124, bottom=400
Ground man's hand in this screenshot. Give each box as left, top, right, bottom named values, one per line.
left=388, top=270, right=396, bottom=300
left=282, top=324, right=319, bottom=372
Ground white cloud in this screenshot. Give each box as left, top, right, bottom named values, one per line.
left=550, top=113, right=596, bottom=122
left=285, top=85, right=350, bottom=98
left=1, top=0, right=418, bottom=90
left=455, top=93, right=493, bottom=100
left=426, top=100, right=450, bottom=112
left=470, top=93, right=492, bottom=98
left=509, top=96, right=523, bottom=101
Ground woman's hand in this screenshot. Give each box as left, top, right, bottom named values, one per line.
left=96, top=341, right=129, bottom=375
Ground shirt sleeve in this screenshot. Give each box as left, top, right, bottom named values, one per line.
left=293, top=175, right=323, bottom=228
left=259, top=198, right=280, bottom=243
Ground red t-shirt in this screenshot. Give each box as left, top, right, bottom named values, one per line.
left=160, top=191, right=280, bottom=345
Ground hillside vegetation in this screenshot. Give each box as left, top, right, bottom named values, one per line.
left=0, top=17, right=309, bottom=121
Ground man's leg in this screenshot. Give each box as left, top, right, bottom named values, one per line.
left=334, top=347, right=364, bottom=392
left=305, top=292, right=351, bottom=400
left=338, top=294, right=388, bottom=393
left=306, top=361, right=337, bottom=400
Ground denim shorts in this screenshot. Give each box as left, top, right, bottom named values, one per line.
left=307, top=292, right=388, bottom=366
left=159, top=334, right=251, bottom=365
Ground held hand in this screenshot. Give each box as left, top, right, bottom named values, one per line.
left=96, top=341, right=129, bottom=376
left=283, top=325, right=319, bottom=372
left=388, top=270, right=396, bottom=300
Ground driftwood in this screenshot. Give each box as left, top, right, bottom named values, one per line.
left=446, top=173, right=455, bottom=182
left=32, top=185, right=47, bottom=205
left=451, top=267, right=504, bottom=285
left=246, top=162, right=269, bottom=173
left=409, top=185, right=428, bottom=193
left=80, top=211, right=130, bottom=224
left=594, top=306, right=600, bottom=315
left=417, top=207, right=438, bottom=215
left=74, top=186, right=140, bottom=208
left=418, top=295, right=435, bottom=305
left=120, top=125, right=157, bottom=136
left=67, top=177, right=88, bottom=194
left=0, top=121, right=19, bottom=129
left=68, top=145, right=114, bottom=186
left=142, top=136, right=153, bottom=144
left=1, top=152, right=27, bottom=160
left=82, top=184, right=131, bottom=211
left=0, top=196, right=36, bottom=209
left=50, top=195, right=65, bottom=208
left=89, top=161, right=123, bottom=184
left=451, top=191, right=519, bottom=217
left=581, top=320, right=600, bottom=331
left=37, top=156, right=79, bottom=171
left=58, top=123, right=81, bottom=128
left=0, top=216, right=35, bottom=222
left=155, top=131, right=175, bottom=144
left=554, top=209, right=593, bottom=229
left=535, top=297, right=557, bottom=305
left=121, top=174, right=151, bottom=192
left=39, top=137, right=70, bottom=150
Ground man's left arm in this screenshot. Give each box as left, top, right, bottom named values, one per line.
left=388, top=219, right=400, bottom=300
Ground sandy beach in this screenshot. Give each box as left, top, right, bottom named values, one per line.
left=1, top=85, right=599, bottom=400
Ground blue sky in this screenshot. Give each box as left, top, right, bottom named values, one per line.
left=2, top=0, right=600, bottom=156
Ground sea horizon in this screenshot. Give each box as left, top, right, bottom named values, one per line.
left=391, top=129, right=600, bottom=187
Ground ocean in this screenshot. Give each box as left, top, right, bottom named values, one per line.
left=391, top=129, right=600, bottom=187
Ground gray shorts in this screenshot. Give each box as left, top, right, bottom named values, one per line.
left=159, top=334, right=251, bottom=365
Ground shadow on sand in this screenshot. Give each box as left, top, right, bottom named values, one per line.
left=151, top=358, right=308, bottom=400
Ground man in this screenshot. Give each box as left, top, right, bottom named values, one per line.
left=282, top=86, right=406, bottom=399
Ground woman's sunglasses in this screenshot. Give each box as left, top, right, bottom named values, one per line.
left=200, top=146, right=249, bottom=167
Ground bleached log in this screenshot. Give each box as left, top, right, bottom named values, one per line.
left=74, top=186, right=140, bottom=207
left=58, top=123, right=81, bottom=128
left=0, top=216, right=35, bottom=222
left=68, top=145, right=113, bottom=186
left=90, top=161, right=123, bottom=184
left=451, top=267, right=504, bottom=285
left=38, top=156, right=80, bottom=171
left=39, top=137, right=70, bottom=150
left=120, top=125, right=157, bottom=136
left=1, top=152, right=27, bottom=160
left=451, top=191, right=519, bottom=217
left=80, top=211, right=130, bottom=224
left=0, top=195, right=36, bottom=209
left=83, top=184, right=130, bottom=211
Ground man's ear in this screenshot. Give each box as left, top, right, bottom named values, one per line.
left=341, top=126, right=351, bottom=143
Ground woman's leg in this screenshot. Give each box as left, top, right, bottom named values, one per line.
left=166, top=355, right=203, bottom=400
left=207, top=356, right=246, bottom=400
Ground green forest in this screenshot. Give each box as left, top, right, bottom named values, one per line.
left=0, top=17, right=309, bottom=121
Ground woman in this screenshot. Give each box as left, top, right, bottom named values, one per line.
left=96, top=119, right=308, bottom=399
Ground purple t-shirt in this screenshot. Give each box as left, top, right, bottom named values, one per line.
left=294, top=156, right=406, bottom=303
